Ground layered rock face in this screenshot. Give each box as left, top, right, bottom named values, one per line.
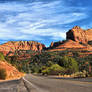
left=49, top=40, right=88, bottom=51
left=0, top=41, right=45, bottom=55
left=66, top=26, right=92, bottom=44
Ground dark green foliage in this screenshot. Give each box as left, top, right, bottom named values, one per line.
left=0, top=52, right=5, bottom=61
left=77, top=55, right=91, bottom=73
left=0, top=68, right=7, bottom=80
left=10, top=60, right=30, bottom=73
left=42, top=64, right=65, bottom=75
left=29, top=52, right=79, bottom=75
left=5, top=50, right=92, bottom=76
left=88, top=41, right=92, bottom=45
left=57, top=56, right=79, bottom=74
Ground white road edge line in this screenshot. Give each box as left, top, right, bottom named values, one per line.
left=22, top=77, right=49, bottom=92
left=22, top=77, right=35, bottom=86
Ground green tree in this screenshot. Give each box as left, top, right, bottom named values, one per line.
left=42, top=64, right=65, bottom=75
left=58, top=56, right=79, bottom=74
left=0, top=53, right=5, bottom=61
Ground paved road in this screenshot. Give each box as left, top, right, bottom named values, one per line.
left=0, top=78, right=27, bottom=92
left=0, top=74, right=92, bottom=92
left=24, top=74, right=92, bottom=92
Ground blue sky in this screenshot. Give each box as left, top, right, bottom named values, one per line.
left=0, top=0, right=92, bottom=46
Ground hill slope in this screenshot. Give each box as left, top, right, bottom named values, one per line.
left=0, top=60, right=23, bottom=80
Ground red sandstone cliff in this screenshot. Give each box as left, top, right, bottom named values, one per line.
left=0, top=41, right=45, bottom=55
left=66, top=26, right=92, bottom=44
left=49, top=40, right=89, bottom=51
left=48, top=26, right=92, bottom=52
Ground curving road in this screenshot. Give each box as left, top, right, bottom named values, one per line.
left=0, top=74, right=92, bottom=92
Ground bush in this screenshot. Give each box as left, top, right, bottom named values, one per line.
left=58, top=56, right=79, bottom=74
left=74, top=70, right=87, bottom=78
left=42, top=64, right=65, bottom=75
left=0, top=68, right=7, bottom=79
left=31, top=66, right=41, bottom=73
left=0, top=53, right=5, bottom=61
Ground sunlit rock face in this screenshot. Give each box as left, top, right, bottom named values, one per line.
left=47, top=26, right=92, bottom=52
left=66, top=26, right=92, bottom=44
left=0, top=41, right=45, bottom=55
left=0, top=60, right=23, bottom=79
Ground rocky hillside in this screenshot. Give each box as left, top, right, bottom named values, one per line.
left=48, top=26, right=92, bottom=52
left=0, top=41, right=45, bottom=55
left=0, top=52, right=23, bottom=80
left=0, top=60, right=23, bottom=80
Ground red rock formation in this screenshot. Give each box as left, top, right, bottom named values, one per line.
left=0, top=60, right=23, bottom=79
left=48, top=26, right=92, bottom=52
left=0, top=41, right=45, bottom=55
left=66, top=26, right=92, bottom=44
left=55, top=40, right=86, bottom=49
left=48, top=40, right=88, bottom=52
left=50, top=41, right=63, bottom=48
left=50, top=42, right=54, bottom=47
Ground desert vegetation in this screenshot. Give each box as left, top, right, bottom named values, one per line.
left=4, top=50, right=92, bottom=77
left=0, top=52, right=5, bottom=61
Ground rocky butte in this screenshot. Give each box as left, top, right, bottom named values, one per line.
left=66, top=26, right=92, bottom=44
left=48, top=26, right=92, bottom=51
left=0, top=41, right=45, bottom=55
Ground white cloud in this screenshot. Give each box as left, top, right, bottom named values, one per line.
left=0, top=2, right=28, bottom=12
left=0, top=0, right=89, bottom=44
left=20, top=28, right=66, bottom=40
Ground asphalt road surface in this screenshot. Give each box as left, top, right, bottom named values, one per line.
left=0, top=74, right=92, bottom=92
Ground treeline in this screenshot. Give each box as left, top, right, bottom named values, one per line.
left=4, top=50, right=92, bottom=77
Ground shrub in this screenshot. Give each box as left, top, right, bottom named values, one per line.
left=74, top=72, right=86, bottom=78
left=42, top=64, right=65, bottom=75
left=0, top=53, right=5, bottom=61
left=58, top=56, right=79, bottom=74
left=0, top=68, right=7, bottom=80
left=42, top=67, right=50, bottom=75
left=74, top=70, right=87, bottom=78
left=31, top=66, right=40, bottom=73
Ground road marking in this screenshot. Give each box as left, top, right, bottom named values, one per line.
left=22, top=77, right=49, bottom=92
